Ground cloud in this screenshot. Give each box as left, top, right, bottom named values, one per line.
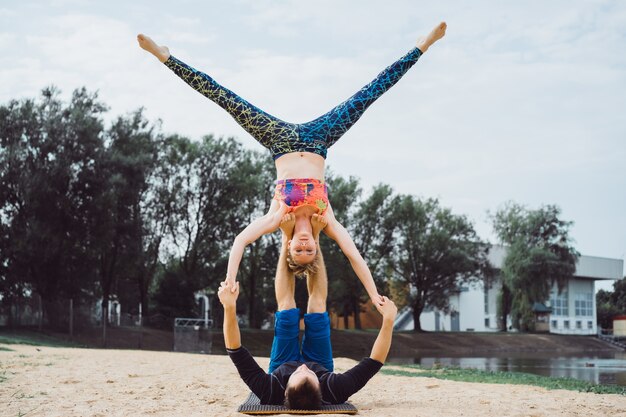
left=0, top=0, right=624, bottom=266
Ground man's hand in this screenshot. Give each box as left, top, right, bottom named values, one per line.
left=218, top=281, right=240, bottom=308
left=311, top=213, right=327, bottom=239
left=279, top=213, right=296, bottom=239
left=369, top=295, right=397, bottom=364
left=377, top=296, right=397, bottom=322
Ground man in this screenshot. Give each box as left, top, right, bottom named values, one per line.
left=218, top=214, right=397, bottom=409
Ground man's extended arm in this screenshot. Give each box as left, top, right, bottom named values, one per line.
left=369, top=296, right=397, bottom=363
left=218, top=281, right=276, bottom=403
left=325, top=297, right=397, bottom=403
left=219, top=281, right=242, bottom=349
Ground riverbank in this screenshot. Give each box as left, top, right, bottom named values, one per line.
left=0, top=327, right=619, bottom=358
left=1, top=343, right=624, bottom=416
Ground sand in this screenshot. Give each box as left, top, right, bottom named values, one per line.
left=1, top=344, right=625, bottom=417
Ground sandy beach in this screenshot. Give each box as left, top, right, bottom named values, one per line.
left=1, top=344, right=625, bottom=417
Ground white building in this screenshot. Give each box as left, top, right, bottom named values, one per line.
left=394, top=246, right=624, bottom=335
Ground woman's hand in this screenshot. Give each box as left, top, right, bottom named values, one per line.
left=270, top=201, right=289, bottom=228
left=370, top=292, right=385, bottom=308
left=218, top=281, right=240, bottom=307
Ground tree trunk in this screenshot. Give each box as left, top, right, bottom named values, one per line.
left=498, top=285, right=511, bottom=332
left=352, top=297, right=361, bottom=330
left=412, top=302, right=423, bottom=332
left=247, top=267, right=258, bottom=329
left=343, top=304, right=350, bottom=329
left=102, top=298, right=108, bottom=348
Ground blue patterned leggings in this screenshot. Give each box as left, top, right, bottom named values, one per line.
left=164, top=47, right=422, bottom=159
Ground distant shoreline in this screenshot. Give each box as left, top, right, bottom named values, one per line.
left=0, top=327, right=620, bottom=358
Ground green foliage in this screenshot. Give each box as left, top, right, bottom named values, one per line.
left=596, top=279, right=626, bottom=329
left=491, top=202, right=579, bottom=330
left=381, top=365, right=626, bottom=395
left=392, top=196, right=492, bottom=331
left=0, top=332, right=84, bottom=347
left=321, top=173, right=363, bottom=327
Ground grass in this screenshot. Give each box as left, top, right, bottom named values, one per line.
left=0, top=331, right=85, bottom=348
left=0, top=346, right=14, bottom=352
left=381, top=364, right=626, bottom=395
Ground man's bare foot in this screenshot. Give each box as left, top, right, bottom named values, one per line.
left=311, top=214, right=327, bottom=238
left=280, top=213, right=296, bottom=239
left=416, top=22, right=447, bottom=53
left=137, top=34, right=170, bottom=63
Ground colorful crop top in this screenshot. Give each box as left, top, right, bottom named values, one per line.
left=273, top=178, right=328, bottom=215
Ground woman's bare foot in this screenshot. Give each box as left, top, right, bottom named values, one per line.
left=280, top=213, right=296, bottom=239
left=416, top=22, right=447, bottom=53
left=137, top=34, right=170, bottom=63
left=311, top=214, right=328, bottom=239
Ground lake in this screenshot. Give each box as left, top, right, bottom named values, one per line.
left=388, top=352, right=626, bottom=386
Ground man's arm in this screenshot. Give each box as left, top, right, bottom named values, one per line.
left=218, top=281, right=276, bottom=403
left=219, top=281, right=242, bottom=349
left=369, top=296, right=397, bottom=363
left=325, top=297, right=397, bottom=403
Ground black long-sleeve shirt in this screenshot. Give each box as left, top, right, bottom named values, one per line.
left=227, top=346, right=382, bottom=405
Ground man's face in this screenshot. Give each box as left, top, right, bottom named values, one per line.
left=287, top=364, right=319, bottom=390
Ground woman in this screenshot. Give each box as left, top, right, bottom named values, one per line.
left=137, top=22, right=446, bottom=306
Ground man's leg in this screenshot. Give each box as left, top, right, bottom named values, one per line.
left=268, top=215, right=301, bottom=373
left=301, top=238, right=334, bottom=372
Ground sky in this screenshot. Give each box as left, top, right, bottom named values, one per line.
left=1, top=1, right=625, bottom=286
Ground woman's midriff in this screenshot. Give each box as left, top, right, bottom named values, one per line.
left=274, top=151, right=325, bottom=181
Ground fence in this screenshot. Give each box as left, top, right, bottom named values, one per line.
left=173, top=318, right=213, bottom=354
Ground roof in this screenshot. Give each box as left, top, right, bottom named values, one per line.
left=487, top=245, right=623, bottom=280
left=532, top=302, right=552, bottom=313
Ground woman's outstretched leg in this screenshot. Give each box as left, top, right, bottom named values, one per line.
left=299, top=22, right=447, bottom=149
left=137, top=34, right=297, bottom=157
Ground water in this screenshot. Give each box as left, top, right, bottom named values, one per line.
left=387, top=352, right=626, bottom=386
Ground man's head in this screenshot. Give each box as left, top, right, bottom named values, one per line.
left=284, top=364, right=322, bottom=409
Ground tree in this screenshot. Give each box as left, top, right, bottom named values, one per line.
left=88, top=109, right=159, bottom=345
left=0, top=87, right=106, bottom=328
left=153, top=135, right=276, bottom=328
left=596, top=278, right=626, bottom=329
left=392, top=196, right=491, bottom=332
left=491, top=202, right=579, bottom=331
left=347, top=184, right=399, bottom=327
left=320, top=173, right=362, bottom=328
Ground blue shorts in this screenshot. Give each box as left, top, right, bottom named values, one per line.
left=268, top=308, right=333, bottom=373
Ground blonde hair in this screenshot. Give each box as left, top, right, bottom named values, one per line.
left=286, top=245, right=320, bottom=278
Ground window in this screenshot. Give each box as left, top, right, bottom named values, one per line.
left=550, top=289, right=569, bottom=316
left=484, top=318, right=490, bottom=328
left=564, top=320, right=570, bottom=329
left=576, top=321, right=582, bottom=329
left=551, top=320, right=558, bottom=329
left=587, top=321, right=593, bottom=329
left=574, top=293, right=593, bottom=317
